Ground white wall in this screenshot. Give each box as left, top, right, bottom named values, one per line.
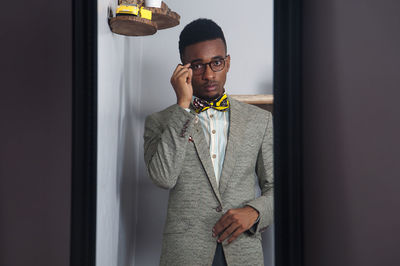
left=97, top=1, right=274, bottom=265
left=97, top=1, right=144, bottom=265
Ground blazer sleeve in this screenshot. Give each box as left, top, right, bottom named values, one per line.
left=246, top=111, right=274, bottom=234
left=143, top=104, right=196, bottom=189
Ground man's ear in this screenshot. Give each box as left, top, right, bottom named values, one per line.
left=226, top=54, right=231, bottom=72
left=180, top=53, right=185, bottom=64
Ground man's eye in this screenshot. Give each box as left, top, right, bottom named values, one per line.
left=191, top=64, right=203, bottom=70
left=211, top=60, right=223, bottom=66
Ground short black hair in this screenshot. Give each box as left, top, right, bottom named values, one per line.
left=179, top=18, right=227, bottom=61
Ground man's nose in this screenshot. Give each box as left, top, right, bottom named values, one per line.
left=202, top=64, right=215, bottom=80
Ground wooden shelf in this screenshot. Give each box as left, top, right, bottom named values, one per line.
left=110, top=1, right=180, bottom=36
left=110, top=16, right=157, bottom=36
left=230, top=94, right=273, bottom=105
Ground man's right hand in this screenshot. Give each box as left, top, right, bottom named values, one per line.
left=170, top=63, right=193, bottom=109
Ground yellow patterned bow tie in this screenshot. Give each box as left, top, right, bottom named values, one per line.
left=192, top=94, right=230, bottom=113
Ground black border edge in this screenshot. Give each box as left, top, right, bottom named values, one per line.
left=274, top=0, right=303, bottom=266
left=70, top=0, right=97, bottom=265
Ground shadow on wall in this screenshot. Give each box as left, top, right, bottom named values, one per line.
left=115, top=38, right=143, bottom=266
left=258, top=80, right=273, bottom=95
left=139, top=54, right=178, bottom=116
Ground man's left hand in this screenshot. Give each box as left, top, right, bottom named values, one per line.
left=212, top=206, right=259, bottom=244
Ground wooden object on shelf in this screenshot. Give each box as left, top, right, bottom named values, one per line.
left=110, top=16, right=157, bottom=36
left=147, top=2, right=180, bottom=30
left=119, top=0, right=141, bottom=5
left=230, top=94, right=274, bottom=113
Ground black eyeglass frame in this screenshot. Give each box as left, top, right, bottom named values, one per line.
left=189, top=55, right=229, bottom=75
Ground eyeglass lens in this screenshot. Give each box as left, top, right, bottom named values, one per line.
left=191, top=57, right=226, bottom=75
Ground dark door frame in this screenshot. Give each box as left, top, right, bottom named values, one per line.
left=273, top=1, right=304, bottom=266
left=70, top=1, right=303, bottom=265
left=70, top=0, right=98, bottom=265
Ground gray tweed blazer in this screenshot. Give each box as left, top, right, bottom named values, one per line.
left=144, top=96, right=273, bottom=266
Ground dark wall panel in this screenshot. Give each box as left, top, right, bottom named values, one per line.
left=302, top=1, right=400, bottom=266
left=0, top=1, right=72, bottom=266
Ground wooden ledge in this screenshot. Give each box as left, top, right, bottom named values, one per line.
left=110, top=15, right=157, bottom=36
left=229, top=94, right=274, bottom=105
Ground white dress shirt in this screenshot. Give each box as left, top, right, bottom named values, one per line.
left=197, top=108, right=229, bottom=187
left=185, top=99, right=230, bottom=187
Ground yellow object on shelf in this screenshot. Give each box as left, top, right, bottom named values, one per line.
left=140, top=7, right=152, bottom=20
left=116, top=5, right=139, bottom=16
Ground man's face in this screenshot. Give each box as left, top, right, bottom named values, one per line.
left=182, top=39, right=230, bottom=101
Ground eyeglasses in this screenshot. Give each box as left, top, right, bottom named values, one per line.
left=189, top=55, right=228, bottom=75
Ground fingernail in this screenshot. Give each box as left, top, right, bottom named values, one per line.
left=212, top=233, right=215, bottom=237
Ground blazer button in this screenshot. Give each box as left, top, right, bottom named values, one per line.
left=215, top=205, right=222, bottom=212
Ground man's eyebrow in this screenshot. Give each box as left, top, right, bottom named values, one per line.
left=190, top=56, right=225, bottom=64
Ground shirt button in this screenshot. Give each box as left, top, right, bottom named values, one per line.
left=212, top=130, right=216, bottom=134
left=216, top=205, right=222, bottom=212
left=210, top=114, right=214, bottom=118
left=212, top=154, right=216, bottom=159
left=194, top=117, right=199, bottom=124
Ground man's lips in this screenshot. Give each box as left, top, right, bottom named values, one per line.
left=203, top=83, right=218, bottom=92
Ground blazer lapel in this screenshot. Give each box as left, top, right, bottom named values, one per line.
left=218, top=97, right=246, bottom=196
left=191, top=118, right=223, bottom=205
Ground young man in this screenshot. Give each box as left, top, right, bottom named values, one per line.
left=144, top=19, right=273, bottom=266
